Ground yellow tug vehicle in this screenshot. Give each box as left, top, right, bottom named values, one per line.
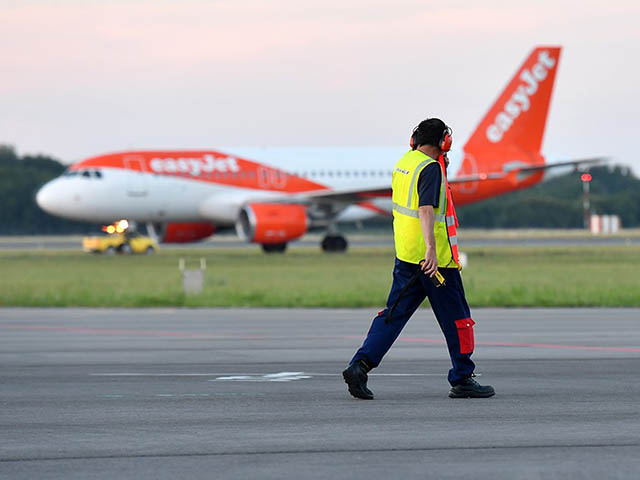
left=83, top=220, right=158, bottom=255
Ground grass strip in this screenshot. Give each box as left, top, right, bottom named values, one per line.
left=0, top=246, right=638, bottom=307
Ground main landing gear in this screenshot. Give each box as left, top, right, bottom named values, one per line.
left=260, top=235, right=348, bottom=254
left=261, top=242, right=288, bottom=253
left=321, top=234, right=348, bottom=253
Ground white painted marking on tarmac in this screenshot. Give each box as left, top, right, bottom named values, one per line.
left=214, top=372, right=312, bottom=382
left=91, top=372, right=443, bottom=377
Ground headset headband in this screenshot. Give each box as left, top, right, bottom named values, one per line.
left=410, top=121, right=453, bottom=152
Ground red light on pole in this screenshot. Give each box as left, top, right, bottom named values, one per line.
left=581, top=173, right=592, bottom=229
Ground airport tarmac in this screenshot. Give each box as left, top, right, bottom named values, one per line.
left=1, top=308, right=640, bottom=479
left=1, top=231, right=639, bottom=251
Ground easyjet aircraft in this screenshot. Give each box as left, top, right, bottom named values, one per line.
left=36, top=46, right=601, bottom=252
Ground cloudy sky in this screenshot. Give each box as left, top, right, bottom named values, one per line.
left=1, top=0, right=639, bottom=173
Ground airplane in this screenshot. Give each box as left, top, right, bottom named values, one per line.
left=36, top=45, right=603, bottom=253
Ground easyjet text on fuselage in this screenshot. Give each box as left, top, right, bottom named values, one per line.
left=149, top=155, right=240, bottom=176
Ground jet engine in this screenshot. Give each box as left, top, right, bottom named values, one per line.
left=236, top=203, right=307, bottom=251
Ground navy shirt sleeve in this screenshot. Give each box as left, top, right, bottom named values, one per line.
left=417, top=162, right=442, bottom=208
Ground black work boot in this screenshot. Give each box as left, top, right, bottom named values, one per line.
left=342, top=359, right=374, bottom=400
left=448, top=377, right=495, bottom=398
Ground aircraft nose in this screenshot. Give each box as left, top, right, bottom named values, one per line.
left=36, top=179, right=80, bottom=217
left=35, top=181, right=56, bottom=214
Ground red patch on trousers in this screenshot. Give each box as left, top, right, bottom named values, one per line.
left=455, top=318, right=475, bottom=354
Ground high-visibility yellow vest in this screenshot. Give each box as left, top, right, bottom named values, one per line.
left=391, top=149, right=459, bottom=267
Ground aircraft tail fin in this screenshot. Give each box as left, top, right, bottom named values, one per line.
left=459, top=46, right=561, bottom=174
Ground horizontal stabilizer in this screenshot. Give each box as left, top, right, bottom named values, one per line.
left=450, top=157, right=608, bottom=184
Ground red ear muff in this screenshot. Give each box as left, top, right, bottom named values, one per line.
left=409, top=126, right=418, bottom=150
left=440, top=128, right=452, bottom=152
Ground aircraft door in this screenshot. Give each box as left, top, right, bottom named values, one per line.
left=123, top=156, right=149, bottom=198
left=257, top=166, right=288, bottom=190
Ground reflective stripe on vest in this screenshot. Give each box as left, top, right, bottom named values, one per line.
left=443, top=179, right=461, bottom=268
left=392, top=202, right=447, bottom=222
left=392, top=202, right=419, bottom=218
left=407, top=160, right=431, bottom=207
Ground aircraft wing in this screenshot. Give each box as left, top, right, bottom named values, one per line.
left=285, top=185, right=392, bottom=204
left=516, top=157, right=607, bottom=173
left=450, top=173, right=507, bottom=183
left=271, top=157, right=607, bottom=204
left=450, top=157, right=608, bottom=183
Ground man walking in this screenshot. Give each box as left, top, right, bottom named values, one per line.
left=343, top=118, right=495, bottom=400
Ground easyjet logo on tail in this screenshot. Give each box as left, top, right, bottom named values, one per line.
left=149, top=155, right=240, bottom=176
left=486, top=51, right=556, bottom=143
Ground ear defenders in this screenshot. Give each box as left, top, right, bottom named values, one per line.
left=409, top=123, right=453, bottom=152
left=439, top=127, right=452, bottom=152
left=410, top=126, right=419, bottom=150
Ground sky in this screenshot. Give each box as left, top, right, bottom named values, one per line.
left=1, top=0, right=639, bottom=174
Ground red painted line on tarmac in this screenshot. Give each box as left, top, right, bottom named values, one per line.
left=0, top=325, right=266, bottom=339
left=396, top=336, right=640, bottom=353
left=3, top=326, right=638, bottom=352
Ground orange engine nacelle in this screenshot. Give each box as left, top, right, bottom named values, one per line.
left=236, top=203, right=308, bottom=244
left=162, top=222, right=216, bottom=243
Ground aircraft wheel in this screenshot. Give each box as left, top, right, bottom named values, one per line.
left=262, top=243, right=287, bottom=253
left=321, top=235, right=348, bottom=253
left=104, top=246, right=116, bottom=256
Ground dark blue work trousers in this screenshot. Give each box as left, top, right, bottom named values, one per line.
left=351, top=258, right=476, bottom=386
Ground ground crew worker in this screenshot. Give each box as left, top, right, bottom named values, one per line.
left=342, top=118, right=495, bottom=400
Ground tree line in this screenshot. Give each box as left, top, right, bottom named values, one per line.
left=0, top=145, right=100, bottom=234
left=456, top=164, right=640, bottom=228
left=1, top=143, right=638, bottom=235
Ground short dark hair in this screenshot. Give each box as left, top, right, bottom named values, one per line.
left=413, top=118, right=448, bottom=148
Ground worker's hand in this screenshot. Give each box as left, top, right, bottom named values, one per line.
left=421, top=249, right=438, bottom=277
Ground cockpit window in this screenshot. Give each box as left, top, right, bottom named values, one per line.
left=62, top=169, right=103, bottom=179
